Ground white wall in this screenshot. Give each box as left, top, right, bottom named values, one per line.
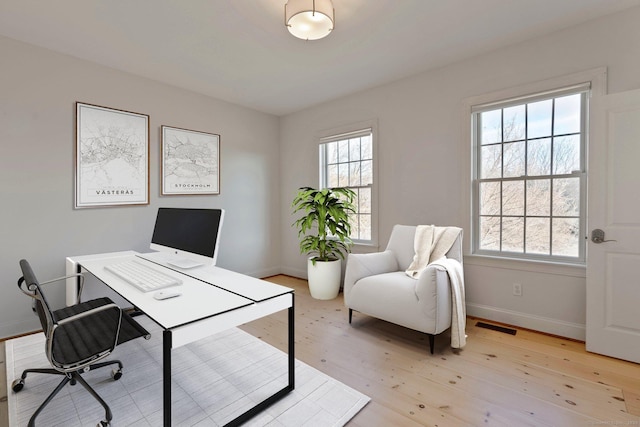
left=3, top=7, right=639, bottom=341
left=279, top=7, right=640, bottom=340
left=0, top=36, right=281, bottom=338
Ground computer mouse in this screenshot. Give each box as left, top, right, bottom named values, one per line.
left=153, top=290, right=182, bottom=300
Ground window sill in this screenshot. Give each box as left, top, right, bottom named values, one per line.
left=464, top=253, right=586, bottom=278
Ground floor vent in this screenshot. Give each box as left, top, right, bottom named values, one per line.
left=475, top=321, right=517, bottom=335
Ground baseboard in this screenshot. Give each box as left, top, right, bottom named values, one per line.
left=278, top=266, right=307, bottom=280
left=0, top=319, right=40, bottom=342
left=243, top=266, right=284, bottom=279
left=466, top=303, right=586, bottom=341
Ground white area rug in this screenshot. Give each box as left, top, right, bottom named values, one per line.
left=5, top=316, right=369, bottom=426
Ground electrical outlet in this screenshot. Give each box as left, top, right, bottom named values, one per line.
left=513, top=283, right=523, bottom=296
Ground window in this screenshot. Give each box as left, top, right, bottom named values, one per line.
left=319, top=127, right=374, bottom=243
left=472, top=85, right=588, bottom=263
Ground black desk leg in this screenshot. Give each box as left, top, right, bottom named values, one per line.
left=224, top=293, right=295, bottom=427
left=289, top=296, right=295, bottom=389
left=163, top=330, right=172, bottom=427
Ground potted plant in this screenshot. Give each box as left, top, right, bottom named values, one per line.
left=292, top=186, right=357, bottom=299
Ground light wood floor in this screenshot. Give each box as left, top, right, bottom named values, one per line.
left=2, top=275, right=639, bottom=426
left=241, top=276, right=640, bottom=427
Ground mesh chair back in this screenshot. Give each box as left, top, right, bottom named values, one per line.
left=18, top=259, right=123, bottom=372
left=18, top=259, right=55, bottom=338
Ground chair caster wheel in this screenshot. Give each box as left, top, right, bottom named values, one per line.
left=111, top=368, right=122, bottom=381
left=11, top=379, right=24, bottom=393
left=98, top=421, right=110, bottom=427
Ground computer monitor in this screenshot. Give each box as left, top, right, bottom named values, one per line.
left=149, top=208, right=224, bottom=268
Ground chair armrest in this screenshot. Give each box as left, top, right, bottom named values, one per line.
left=40, top=273, right=86, bottom=302
left=414, top=264, right=452, bottom=334
left=55, top=302, right=120, bottom=327
left=19, top=273, right=87, bottom=314
left=344, top=250, right=398, bottom=302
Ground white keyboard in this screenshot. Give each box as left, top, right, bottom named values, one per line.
left=105, top=260, right=182, bottom=292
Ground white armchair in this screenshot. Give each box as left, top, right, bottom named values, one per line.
left=344, top=224, right=463, bottom=353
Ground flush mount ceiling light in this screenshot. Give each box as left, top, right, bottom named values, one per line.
left=285, top=0, right=335, bottom=41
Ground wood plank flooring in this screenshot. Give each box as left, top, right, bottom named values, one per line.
left=1, top=274, right=639, bottom=426
left=240, top=275, right=640, bottom=427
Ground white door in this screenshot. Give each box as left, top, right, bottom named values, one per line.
left=586, top=88, right=640, bottom=363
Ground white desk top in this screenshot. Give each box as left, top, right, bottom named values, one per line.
left=77, top=254, right=263, bottom=330
left=137, top=252, right=291, bottom=303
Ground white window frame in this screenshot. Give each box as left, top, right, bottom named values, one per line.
left=317, top=120, right=378, bottom=247
left=462, top=68, right=607, bottom=267
left=472, top=85, right=589, bottom=263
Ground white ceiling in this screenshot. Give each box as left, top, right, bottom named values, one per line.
left=1, top=0, right=639, bottom=116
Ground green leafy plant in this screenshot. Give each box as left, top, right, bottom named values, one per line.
left=292, top=186, right=357, bottom=263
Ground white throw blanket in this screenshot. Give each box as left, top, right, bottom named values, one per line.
left=430, top=257, right=467, bottom=349
left=406, top=225, right=466, bottom=349
left=405, top=225, right=461, bottom=278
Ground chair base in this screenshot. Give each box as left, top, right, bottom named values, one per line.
left=13, top=359, right=123, bottom=427
left=348, top=308, right=436, bottom=354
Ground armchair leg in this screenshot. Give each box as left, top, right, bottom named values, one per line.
left=428, top=334, right=435, bottom=354
left=348, top=309, right=353, bottom=324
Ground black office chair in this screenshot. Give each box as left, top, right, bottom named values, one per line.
left=12, top=259, right=151, bottom=427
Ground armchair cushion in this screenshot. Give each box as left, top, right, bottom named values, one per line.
left=343, top=250, right=397, bottom=304
left=349, top=272, right=422, bottom=331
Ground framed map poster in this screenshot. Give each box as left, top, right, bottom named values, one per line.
left=75, top=102, right=149, bottom=208
left=161, top=125, right=220, bottom=195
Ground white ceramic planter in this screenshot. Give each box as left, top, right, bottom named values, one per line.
left=307, top=258, right=341, bottom=300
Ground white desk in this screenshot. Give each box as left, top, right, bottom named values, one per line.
left=65, top=251, right=295, bottom=427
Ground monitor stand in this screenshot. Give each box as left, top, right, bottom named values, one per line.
left=138, top=252, right=203, bottom=270
left=166, top=257, right=203, bottom=269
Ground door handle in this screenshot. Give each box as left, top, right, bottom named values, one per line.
left=591, top=228, right=617, bottom=244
